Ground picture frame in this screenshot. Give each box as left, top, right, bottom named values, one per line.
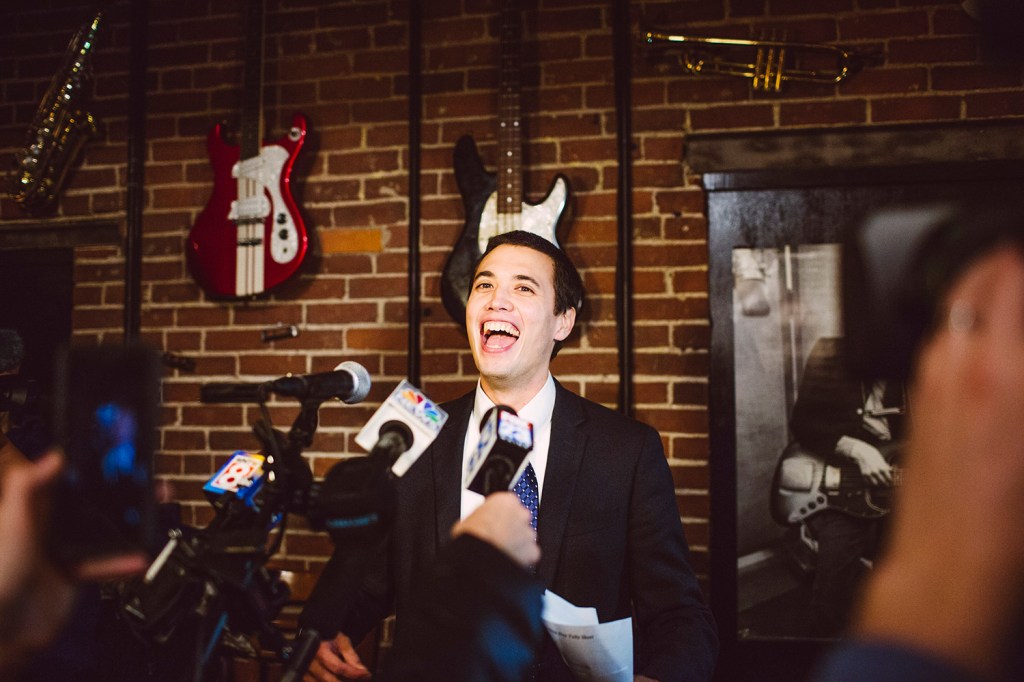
left=705, top=161, right=1024, bottom=679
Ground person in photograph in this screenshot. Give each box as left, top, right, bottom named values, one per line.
left=788, top=335, right=904, bottom=635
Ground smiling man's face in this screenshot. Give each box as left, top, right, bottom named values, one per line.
left=466, top=244, right=575, bottom=408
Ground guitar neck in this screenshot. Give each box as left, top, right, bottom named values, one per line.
left=239, top=0, right=265, bottom=161
left=497, top=0, right=523, bottom=215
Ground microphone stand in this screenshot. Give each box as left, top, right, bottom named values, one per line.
left=120, top=383, right=406, bottom=682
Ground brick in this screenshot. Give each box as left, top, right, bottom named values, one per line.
left=307, top=301, right=378, bottom=324
left=326, top=149, right=401, bottom=175
left=932, top=64, right=1024, bottom=92
left=888, top=36, right=979, bottom=64
left=154, top=453, right=183, bottom=475
left=689, top=103, right=775, bottom=131
left=543, top=58, right=614, bottom=87
left=351, top=98, right=408, bottom=123
left=838, top=11, right=929, bottom=40
left=669, top=460, right=710, bottom=490
left=181, top=405, right=244, bottom=427
left=966, top=91, right=1024, bottom=118
left=346, top=325, right=405, bottom=348
left=840, top=66, right=928, bottom=95
left=677, top=494, right=710, bottom=520
left=210, top=430, right=262, bottom=453
left=671, top=435, right=710, bottom=461
left=779, top=99, right=868, bottom=126
left=673, top=380, right=709, bottom=407
left=656, top=72, right=742, bottom=108
left=870, top=94, right=962, bottom=122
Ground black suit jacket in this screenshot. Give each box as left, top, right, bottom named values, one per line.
left=335, top=381, right=718, bottom=681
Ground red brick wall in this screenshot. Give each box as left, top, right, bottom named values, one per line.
left=2, top=0, right=1022, bottom=589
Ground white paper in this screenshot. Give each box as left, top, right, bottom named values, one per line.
left=541, top=590, right=632, bottom=682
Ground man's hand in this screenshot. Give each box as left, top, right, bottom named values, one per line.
left=303, top=631, right=371, bottom=682
left=452, top=491, right=540, bottom=569
left=836, top=436, right=893, bottom=486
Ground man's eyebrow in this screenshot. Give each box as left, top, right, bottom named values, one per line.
left=471, top=270, right=542, bottom=288
left=512, top=273, right=541, bottom=288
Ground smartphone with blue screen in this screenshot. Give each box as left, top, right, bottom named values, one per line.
left=49, top=343, right=160, bottom=565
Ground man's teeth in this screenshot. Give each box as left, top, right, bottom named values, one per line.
left=483, top=321, right=519, bottom=338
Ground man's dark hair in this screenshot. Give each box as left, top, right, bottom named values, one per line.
left=479, top=231, right=584, bottom=357
left=481, top=231, right=584, bottom=315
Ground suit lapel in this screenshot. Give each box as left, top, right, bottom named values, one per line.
left=432, top=392, right=473, bottom=546
left=537, top=382, right=587, bottom=587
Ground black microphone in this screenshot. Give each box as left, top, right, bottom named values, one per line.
left=200, top=361, right=371, bottom=404
left=280, top=627, right=327, bottom=682
left=466, top=405, right=534, bottom=495
left=367, top=419, right=414, bottom=463
left=308, top=421, right=412, bottom=545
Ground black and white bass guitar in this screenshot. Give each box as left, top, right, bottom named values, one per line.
left=440, top=0, right=571, bottom=325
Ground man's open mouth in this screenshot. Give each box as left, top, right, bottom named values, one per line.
left=482, top=320, right=520, bottom=349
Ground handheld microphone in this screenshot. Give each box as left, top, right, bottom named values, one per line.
left=354, top=379, right=449, bottom=477
left=367, top=420, right=415, bottom=463
left=310, top=383, right=444, bottom=538
left=309, top=420, right=413, bottom=543
left=465, top=405, right=533, bottom=495
left=268, top=361, right=372, bottom=404
left=200, top=361, right=372, bottom=404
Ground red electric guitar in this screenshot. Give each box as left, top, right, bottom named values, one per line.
left=186, top=0, right=308, bottom=299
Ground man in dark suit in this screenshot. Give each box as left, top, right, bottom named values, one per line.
left=303, top=230, right=718, bottom=681
left=789, top=335, right=904, bottom=635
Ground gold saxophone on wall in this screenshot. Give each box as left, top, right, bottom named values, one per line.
left=9, top=12, right=102, bottom=212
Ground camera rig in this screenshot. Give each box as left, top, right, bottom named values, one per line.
left=118, top=376, right=406, bottom=682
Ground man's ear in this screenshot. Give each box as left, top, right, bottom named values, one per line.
left=554, top=307, right=576, bottom=342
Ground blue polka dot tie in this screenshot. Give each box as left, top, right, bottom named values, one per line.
left=513, top=462, right=539, bottom=530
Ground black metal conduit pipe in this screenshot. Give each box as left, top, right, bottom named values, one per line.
left=406, top=0, right=423, bottom=386
left=612, top=0, right=634, bottom=417
left=124, top=0, right=149, bottom=342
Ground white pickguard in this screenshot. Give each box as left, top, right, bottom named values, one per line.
left=230, top=145, right=300, bottom=266
left=476, top=176, right=568, bottom=254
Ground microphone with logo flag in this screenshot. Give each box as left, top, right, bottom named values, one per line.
left=466, top=405, right=533, bottom=496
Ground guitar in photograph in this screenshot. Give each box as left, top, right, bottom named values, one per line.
left=440, top=0, right=572, bottom=324
left=186, top=0, right=308, bottom=299
left=771, top=441, right=902, bottom=525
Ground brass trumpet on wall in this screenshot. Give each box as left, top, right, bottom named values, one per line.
left=641, top=30, right=865, bottom=92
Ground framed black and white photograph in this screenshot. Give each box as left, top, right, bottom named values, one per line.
left=700, top=137, right=1024, bottom=678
